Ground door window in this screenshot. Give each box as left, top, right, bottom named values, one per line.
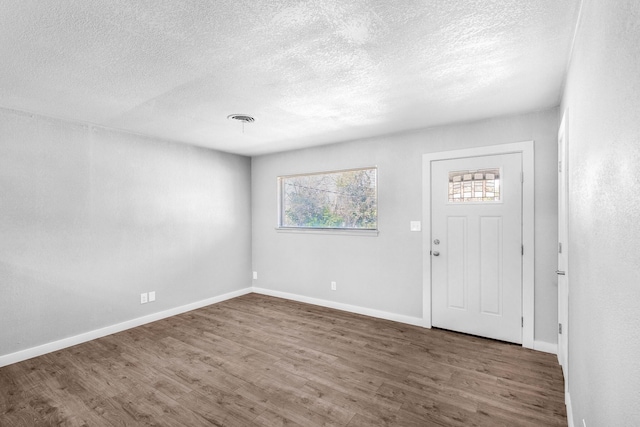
left=448, top=168, right=501, bottom=203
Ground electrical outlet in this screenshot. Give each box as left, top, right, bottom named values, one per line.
left=410, top=221, right=421, bottom=231
left=253, top=271, right=258, bottom=280
left=149, top=291, right=156, bottom=302
left=140, top=292, right=148, bottom=304
left=331, top=281, right=337, bottom=291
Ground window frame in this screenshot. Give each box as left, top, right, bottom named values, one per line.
left=276, top=166, right=379, bottom=235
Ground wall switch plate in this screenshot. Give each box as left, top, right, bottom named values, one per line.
left=253, top=271, right=258, bottom=280
left=331, top=281, right=337, bottom=291
left=149, top=291, right=156, bottom=302
left=410, top=221, right=421, bottom=231
left=140, top=293, right=148, bottom=304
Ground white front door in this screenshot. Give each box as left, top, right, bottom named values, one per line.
left=558, top=113, right=569, bottom=383
left=431, top=153, right=523, bottom=344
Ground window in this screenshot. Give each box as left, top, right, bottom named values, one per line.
left=448, top=168, right=501, bottom=202
left=278, top=167, right=377, bottom=230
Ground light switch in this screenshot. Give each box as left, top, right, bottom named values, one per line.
left=410, top=221, right=421, bottom=232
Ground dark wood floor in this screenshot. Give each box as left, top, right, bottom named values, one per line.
left=0, top=293, right=566, bottom=426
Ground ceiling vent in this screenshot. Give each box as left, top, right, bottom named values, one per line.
left=227, top=114, right=255, bottom=123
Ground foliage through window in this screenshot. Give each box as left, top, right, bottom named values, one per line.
left=278, top=168, right=377, bottom=230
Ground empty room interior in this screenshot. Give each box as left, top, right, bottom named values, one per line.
left=1, top=1, right=639, bottom=426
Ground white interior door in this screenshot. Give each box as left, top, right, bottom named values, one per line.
left=558, top=114, right=569, bottom=383
left=431, top=153, right=523, bottom=344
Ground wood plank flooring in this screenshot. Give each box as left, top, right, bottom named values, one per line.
left=0, top=293, right=566, bottom=426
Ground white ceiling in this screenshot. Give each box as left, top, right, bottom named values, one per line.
left=0, top=1, right=581, bottom=156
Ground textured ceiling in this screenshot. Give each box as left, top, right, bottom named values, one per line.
left=0, top=1, right=581, bottom=155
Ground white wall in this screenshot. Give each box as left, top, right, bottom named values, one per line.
left=0, top=108, right=252, bottom=358
left=561, top=0, right=640, bottom=425
left=252, top=108, right=559, bottom=345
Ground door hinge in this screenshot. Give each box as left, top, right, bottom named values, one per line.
left=559, top=160, right=562, bottom=173
left=558, top=242, right=563, bottom=254
left=521, top=317, right=524, bottom=327
left=559, top=323, right=562, bottom=334
left=521, top=245, right=524, bottom=255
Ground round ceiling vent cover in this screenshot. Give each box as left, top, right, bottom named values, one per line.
left=227, top=114, right=255, bottom=123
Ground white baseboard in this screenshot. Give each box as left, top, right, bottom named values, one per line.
left=0, top=287, right=252, bottom=368
left=1, top=287, right=556, bottom=368
left=533, top=340, right=558, bottom=355
left=566, top=390, right=574, bottom=427
left=252, top=287, right=425, bottom=327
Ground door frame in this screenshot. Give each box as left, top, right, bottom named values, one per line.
left=422, top=141, right=535, bottom=349
left=557, top=110, right=569, bottom=387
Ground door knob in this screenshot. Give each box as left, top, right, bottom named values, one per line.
left=555, top=270, right=566, bottom=275
left=433, top=251, right=440, bottom=256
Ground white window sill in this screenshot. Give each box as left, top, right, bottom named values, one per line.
left=275, top=227, right=379, bottom=237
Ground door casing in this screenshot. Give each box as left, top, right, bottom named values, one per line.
left=422, top=141, right=535, bottom=349
left=557, top=111, right=569, bottom=389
